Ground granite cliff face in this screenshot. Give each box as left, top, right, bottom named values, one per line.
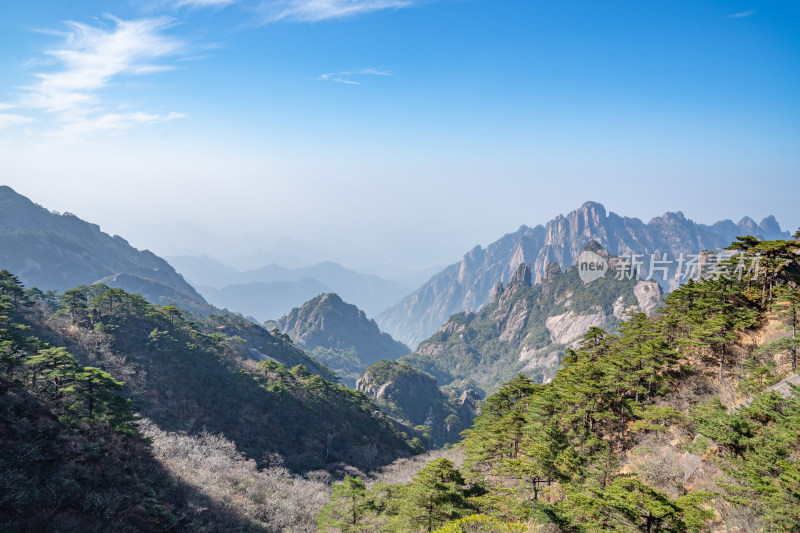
left=400, top=257, right=663, bottom=393
left=277, top=293, right=410, bottom=386
left=377, top=202, right=788, bottom=348
left=355, top=360, right=480, bottom=447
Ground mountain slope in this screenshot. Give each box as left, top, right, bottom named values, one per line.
left=401, top=249, right=663, bottom=393
left=0, top=186, right=212, bottom=315
left=277, top=293, right=410, bottom=386
left=378, top=201, right=789, bottom=348
left=8, top=274, right=412, bottom=469
left=356, top=360, right=480, bottom=447
left=0, top=271, right=416, bottom=530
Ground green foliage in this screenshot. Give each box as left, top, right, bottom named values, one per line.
left=693, top=391, right=800, bottom=530
left=1, top=270, right=418, bottom=530
left=59, top=287, right=88, bottom=323
left=433, top=514, right=529, bottom=532
left=398, top=458, right=473, bottom=532
left=560, top=477, right=713, bottom=532
left=449, top=236, right=800, bottom=532
left=318, top=459, right=474, bottom=533
left=318, top=476, right=375, bottom=532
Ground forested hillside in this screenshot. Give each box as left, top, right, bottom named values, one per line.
left=318, top=233, right=800, bottom=532
left=0, top=271, right=415, bottom=531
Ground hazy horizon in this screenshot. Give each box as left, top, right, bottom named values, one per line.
left=2, top=1, right=798, bottom=278
left=4, top=183, right=796, bottom=281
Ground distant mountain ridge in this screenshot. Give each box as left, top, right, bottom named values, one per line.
left=277, top=293, right=410, bottom=386
left=199, top=279, right=331, bottom=322
left=377, top=201, right=789, bottom=348
left=168, top=255, right=413, bottom=320
left=0, top=186, right=212, bottom=315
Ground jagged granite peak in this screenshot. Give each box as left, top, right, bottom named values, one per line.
left=509, top=262, right=532, bottom=286
left=401, top=258, right=663, bottom=393
left=0, top=186, right=212, bottom=315
left=377, top=202, right=789, bottom=348
left=759, top=215, right=782, bottom=235
left=277, top=293, right=410, bottom=386
left=489, top=281, right=504, bottom=302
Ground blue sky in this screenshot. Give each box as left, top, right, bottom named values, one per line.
left=0, top=1, right=798, bottom=276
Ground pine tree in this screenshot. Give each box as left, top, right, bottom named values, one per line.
left=318, top=476, right=375, bottom=532
left=0, top=270, right=26, bottom=310
left=401, top=458, right=472, bottom=532
left=773, top=285, right=800, bottom=371
left=24, top=346, right=78, bottom=393
left=60, top=288, right=88, bottom=324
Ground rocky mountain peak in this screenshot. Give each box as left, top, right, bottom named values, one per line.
left=489, top=281, right=504, bottom=302
left=759, top=215, right=782, bottom=235
left=579, top=200, right=607, bottom=221
left=458, top=244, right=485, bottom=283
left=277, top=292, right=410, bottom=386
left=649, top=211, right=688, bottom=226
left=544, top=261, right=562, bottom=279
left=405, top=254, right=664, bottom=392
left=582, top=239, right=608, bottom=256
left=317, top=292, right=346, bottom=309
left=378, top=202, right=789, bottom=348
left=508, top=262, right=532, bottom=287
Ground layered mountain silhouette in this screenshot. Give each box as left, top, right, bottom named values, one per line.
left=377, top=201, right=789, bottom=348
left=0, top=186, right=212, bottom=315
left=169, top=255, right=413, bottom=320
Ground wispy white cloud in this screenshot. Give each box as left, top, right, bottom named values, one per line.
left=317, top=67, right=392, bottom=85
left=0, top=114, right=35, bottom=129
left=317, top=72, right=360, bottom=84
left=341, top=67, right=392, bottom=76
left=175, top=0, right=238, bottom=8
left=46, top=111, right=185, bottom=141
left=261, top=0, right=412, bottom=23
left=17, top=15, right=185, bottom=140
left=728, top=9, right=756, bottom=18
